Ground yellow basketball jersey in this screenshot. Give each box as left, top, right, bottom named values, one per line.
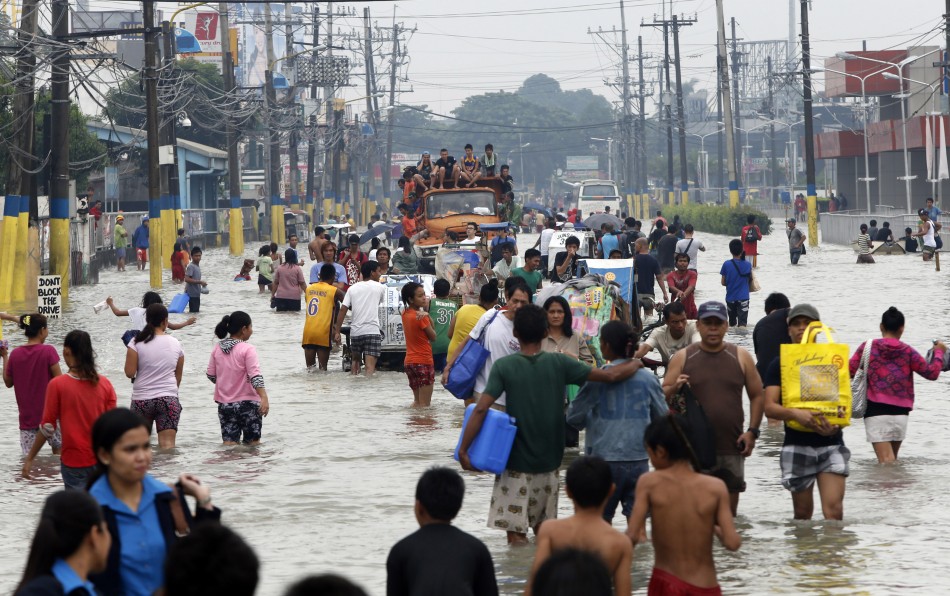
left=302, top=282, right=337, bottom=346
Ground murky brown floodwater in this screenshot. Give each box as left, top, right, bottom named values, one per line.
left=1, top=222, right=949, bottom=595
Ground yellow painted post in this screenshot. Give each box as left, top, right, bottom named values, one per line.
left=641, top=193, right=650, bottom=221
left=728, top=181, right=739, bottom=208
left=807, top=192, right=818, bottom=247
left=323, top=198, right=332, bottom=221
left=161, top=193, right=175, bottom=273
left=681, top=189, right=689, bottom=205
left=49, top=201, right=71, bottom=301
left=148, top=215, right=163, bottom=289
left=0, top=195, right=21, bottom=305
left=11, top=196, right=29, bottom=302
left=229, top=196, right=244, bottom=256
left=667, top=189, right=675, bottom=205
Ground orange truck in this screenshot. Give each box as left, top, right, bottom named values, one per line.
left=411, top=177, right=508, bottom=272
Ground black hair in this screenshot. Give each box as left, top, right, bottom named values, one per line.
left=870, top=219, right=878, bottom=226
left=63, top=330, right=98, bottom=384
left=624, top=216, right=636, bottom=227
left=655, top=219, right=666, bottom=229
left=142, top=291, right=163, bottom=308
left=322, top=241, right=338, bottom=257
left=433, top=278, right=451, bottom=298
left=284, top=248, right=299, bottom=265
left=881, top=306, right=905, bottom=332
left=644, top=414, right=699, bottom=468
left=190, top=245, right=202, bottom=256
left=270, top=242, right=279, bottom=252
left=18, top=313, right=47, bottom=339
left=259, top=244, right=270, bottom=257
left=174, top=242, right=182, bottom=253
left=398, top=236, right=412, bottom=252
left=663, top=301, right=686, bottom=320
left=543, top=295, right=573, bottom=337
left=609, top=249, right=622, bottom=258
left=163, top=523, right=260, bottom=596
left=485, top=143, right=493, bottom=150
left=289, top=233, right=298, bottom=241
left=565, top=456, right=613, bottom=508
left=134, top=303, right=168, bottom=344
left=747, top=214, right=756, bottom=224
left=504, top=276, right=530, bottom=300
left=314, top=225, right=325, bottom=235
left=283, top=575, right=368, bottom=596
left=531, top=548, right=612, bottom=596
left=440, top=147, right=448, bottom=153
left=728, top=238, right=743, bottom=256
left=215, top=311, right=252, bottom=339
left=513, top=304, right=548, bottom=343
left=675, top=252, right=690, bottom=263
left=370, top=237, right=381, bottom=250
left=763, top=292, right=790, bottom=313
left=667, top=224, right=678, bottom=234
left=883, top=222, right=890, bottom=228
left=376, top=246, right=391, bottom=259
left=415, top=466, right=465, bottom=522
left=684, top=223, right=694, bottom=233
left=319, top=263, right=337, bottom=282
left=464, top=143, right=473, bottom=150
left=17, top=490, right=105, bottom=592
left=600, top=319, right=638, bottom=359
left=500, top=164, right=509, bottom=171
left=177, top=228, right=185, bottom=236
left=348, top=233, right=360, bottom=245
left=524, top=248, right=541, bottom=260
left=401, top=281, right=424, bottom=305
left=90, top=408, right=150, bottom=484
left=479, top=279, right=500, bottom=305
left=860, top=224, right=868, bottom=232
left=565, top=235, right=581, bottom=247
left=466, top=221, right=478, bottom=231
left=361, top=260, right=379, bottom=280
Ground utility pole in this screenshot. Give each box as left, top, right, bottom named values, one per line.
left=619, top=1, right=633, bottom=207
left=767, top=56, right=778, bottom=203
left=800, top=0, right=818, bottom=246
left=716, top=46, right=724, bottom=203
left=285, top=2, right=300, bottom=211
left=637, top=36, right=648, bottom=219
left=305, top=5, right=320, bottom=223
left=671, top=14, right=696, bottom=205
left=321, top=3, right=335, bottom=218
left=384, top=7, right=399, bottom=216
left=143, top=0, right=163, bottom=288
left=160, top=17, right=180, bottom=268
left=643, top=10, right=675, bottom=205
left=364, top=6, right=380, bottom=217
left=730, top=17, right=743, bottom=191
left=220, top=2, right=243, bottom=254
left=715, top=0, right=740, bottom=207
left=264, top=4, right=284, bottom=243
left=1, top=0, right=38, bottom=305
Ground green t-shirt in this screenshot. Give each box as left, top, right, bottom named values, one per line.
left=484, top=351, right=591, bottom=473
left=113, top=224, right=128, bottom=248
left=257, top=256, right=273, bottom=281
left=428, top=297, right=457, bottom=355
left=510, top=267, right=543, bottom=296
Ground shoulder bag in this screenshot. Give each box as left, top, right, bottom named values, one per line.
left=850, top=339, right=873, bottom=419
left=731, top=260, right=760, bottom=293
left=444, top=311, right=500, bottom=399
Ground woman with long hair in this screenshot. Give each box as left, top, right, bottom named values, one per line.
left=1, top=313, right=63, bottom=455
left=540, top=295, right=593, bottom=364
left=22, top=330, right=117, bottom=490
left=271, top=248, right=308, bottom=311
left=15, top=490, right=111, bottom=595
left=391, top=235, right=420, bottom=274
left=124, top=304, right=184, bottom=449
left=87, top=409, right=219, bottom=596
left=208, top=312, right=270, bottom=445
left=849, top=307, right=946, bottom=463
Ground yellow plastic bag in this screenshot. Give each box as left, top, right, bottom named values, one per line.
left=779, top=322, right=852, bottom=432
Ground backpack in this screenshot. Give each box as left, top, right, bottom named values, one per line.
left=744, top=225, right=759, bottom=244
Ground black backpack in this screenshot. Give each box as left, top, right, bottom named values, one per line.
left=744, top=225, right=759, bottom=244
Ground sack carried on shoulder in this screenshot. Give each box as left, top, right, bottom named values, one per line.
left=780, top=322, right=852, bottom=432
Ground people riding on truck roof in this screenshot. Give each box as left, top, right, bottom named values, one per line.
left=459, top=144, right=481, bottom=188
left=480, top=144, right=498, bottom=177
left=434, top=149, right=458, bottom=189
left=415, top=152, right=435, bottom=191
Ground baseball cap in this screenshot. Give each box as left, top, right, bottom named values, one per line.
left=116, top=215, right=124, bottom=221
left=918, top=208, right=928, bottom=217
left=786, top=217, right=796, bottom=224
left=421, top=151, right=430, bottom=156
left=787, top=303, right=820, bottom=323
left=142, top=216, right=149, bottom=221
left=697, top=301, right=728, bottom=321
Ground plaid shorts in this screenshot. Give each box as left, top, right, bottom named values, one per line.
left=217, top=401, right=263, bottom=444
left=780, top=442, right=850, bottom=493
left=350, top=333, right=382, bottom=358
left=131, top=396, right=182, bottom=432
left=405, top=363, right=435, bottom=390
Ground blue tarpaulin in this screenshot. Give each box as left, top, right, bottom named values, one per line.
left=580, top=258, right=635, bottom=303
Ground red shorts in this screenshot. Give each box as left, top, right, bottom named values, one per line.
left=405, top=363, right=435, bottom=390
left=648, top=568, right=722, bottom=596
left=137, top=248, right=148, bottom=262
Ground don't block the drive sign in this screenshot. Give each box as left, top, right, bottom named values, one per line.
left=37, top=275, right=62, bottom=318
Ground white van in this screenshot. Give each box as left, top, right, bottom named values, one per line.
left=576, top=179, right=622, bottom=215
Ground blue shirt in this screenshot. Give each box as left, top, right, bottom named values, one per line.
left=566, top=364, right=668, bottom=461
left=310, top=261, right=347, bottom=284
left=53, top=558, right=98, bottom=595
left=599, top=233, right=620, bottom=257
left=89, top=474, right=171, bottom=596
left=132, top=225, right=149, bottom=249
left=928, top=205, right=941, bottom=220
left=720, top=258, right=752, bottom=302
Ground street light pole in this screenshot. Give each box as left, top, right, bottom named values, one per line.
left=884, top=72, right=941, bottom=201
left=591, top=137, right=614, bottom=180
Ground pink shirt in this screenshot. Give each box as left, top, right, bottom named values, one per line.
left=849, top=338, right=942, bottom=409
left=6, top=343, right=60, bottom=429
left=206, top=339, right=264, bottom=404
left=129, top=335, right=183, bottom=400
left=273, top=264, right=306, bottom=299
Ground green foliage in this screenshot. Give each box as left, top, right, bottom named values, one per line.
left=659, top=203, right=773, bottom=237
left=34, top=90, right=107, bottom=190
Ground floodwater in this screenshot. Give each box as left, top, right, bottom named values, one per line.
left=1, top=223, right=950, bottom=595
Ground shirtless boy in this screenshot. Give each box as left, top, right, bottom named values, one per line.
left=527, top=456, right=632, bottom=596
left=627, top=415, right=741, bottom=595
left=308, top=226, right=326, bottom=262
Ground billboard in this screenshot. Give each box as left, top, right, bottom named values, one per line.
left=567, top=156, right=599, bottom=171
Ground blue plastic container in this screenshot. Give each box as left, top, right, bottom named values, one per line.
left=168, top=293, right=189, bottom=314
left=453, top=404, right=517, bottom=475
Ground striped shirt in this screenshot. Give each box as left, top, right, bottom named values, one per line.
left=856, top=233, right=871, bottom=254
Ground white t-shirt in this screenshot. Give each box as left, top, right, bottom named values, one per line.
left=128, top=307, right=147, bottom=331
left=674, top=237, right=705, bottom=270
left=644, top=322, right=700, bottom=364
left=129, top=335, right=183, bottom=400
left=469, top=309, right=519, bottom=406
left=342, top=280, right=387, bottom=337
left=539, top=228, right=555, bottom=255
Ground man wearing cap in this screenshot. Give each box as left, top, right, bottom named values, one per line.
left=786, top=218, right=806, bottom=265
left=113, top=215, right=129, bottom=272
left=663, top=300, right=764, bottom=516
left=132, top=216, right=150, bottom=271
left=913, top=208, right=939, bottom=261
left=763, top=304, right=848, bottom=520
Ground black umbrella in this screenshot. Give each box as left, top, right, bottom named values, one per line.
left=583, top=213, right=624, bottom=230
left=359, top=224, right=396, bottom=245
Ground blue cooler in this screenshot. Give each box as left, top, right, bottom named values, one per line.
left=453, top=404, right=517, bottom=475
left=168, top=293, right=189, bottom=314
